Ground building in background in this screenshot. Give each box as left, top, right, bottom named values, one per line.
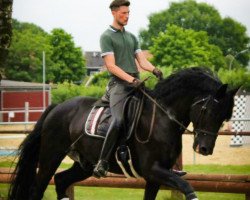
left=0, top=80, right=51, bottom=122
left=85, top=51, right=104, bottom=75
left=84, top=50, right=152, bottom=75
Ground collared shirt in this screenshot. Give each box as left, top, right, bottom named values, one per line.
left=100, top=25, right=141, bottom=74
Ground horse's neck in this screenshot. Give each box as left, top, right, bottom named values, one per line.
left=167, top=97, right=193, bottom=127
left=136, top=95, right=194, bottom=142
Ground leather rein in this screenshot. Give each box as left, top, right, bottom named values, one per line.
left=135, top=88, right=218, bottom=144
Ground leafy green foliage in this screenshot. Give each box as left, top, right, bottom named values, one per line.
left=149, top=25, right=226, bottom=70
left=51, top=81, right=105, bottom=104
left=91, top=70, right=110, bottom=87
left=51, top=71, right=110, bottom=104
left=5, top=20, right=86, bottom=83
left=218, top=68, right=250, bottom=90
left=221, top=17, right=250, bottom=66
left=139, top=0, right=250, bottom=66
left=140, top=67, right=174, bottom=89
left=0, top=0, right=13, bottom=71
left=51, top=67, right=176, bottom=104
left=49, top=28, right=86, bottom=83
left=6, top=20, right=53, bottom=82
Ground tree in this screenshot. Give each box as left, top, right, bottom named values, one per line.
left=218, top=68, right=250, bottom=90
left=139, top=0, right=250, bottom=67
left=0, top=0, right=13, bottom=77
left=49, top=28, right=86, bottom=83
left=221, top=17, right=250, bottom=66
left=5, top=20, right=54, bottom=82
left=5, top=20, right=86, bottom=83
left=149, top=25, right=226, bottom=70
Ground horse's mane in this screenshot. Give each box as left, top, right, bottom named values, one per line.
left=152, top=67, right=222, bottom=104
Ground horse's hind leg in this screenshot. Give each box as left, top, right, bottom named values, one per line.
left=29, top=151, right=66, bottom=200
left=55, top=161, right=93, bottom=200
left=29, top=128, right=69, bottom=200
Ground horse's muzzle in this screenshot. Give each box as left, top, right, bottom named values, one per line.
left=194, top=144, right=212, bottom=156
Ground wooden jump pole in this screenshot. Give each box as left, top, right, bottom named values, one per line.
left=1, top=172, right=250, bottom=199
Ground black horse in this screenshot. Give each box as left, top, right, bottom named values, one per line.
left=8, top=67, right=238, bottom=200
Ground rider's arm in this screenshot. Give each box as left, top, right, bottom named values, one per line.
left=103, top=54, right=135, bottom=83
left=135, top=51, right=156, bottom=72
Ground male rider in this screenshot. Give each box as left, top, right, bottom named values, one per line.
left=93, top=0, right=163, bottom=178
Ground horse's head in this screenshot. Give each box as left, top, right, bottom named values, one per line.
left=190, top=84, right=239, bottom=156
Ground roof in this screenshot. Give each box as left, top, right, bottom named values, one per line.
left=85, top=51, right=104, bottom=68
left=0, top=80, right=51, bottom=90
left=84, top=50, right=152, bottom=69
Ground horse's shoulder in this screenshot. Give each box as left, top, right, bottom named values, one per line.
left=52, top=96, right=96, bottom=113
left=63, top=96, right=97, bottom=105
left=75, top=96, right=98, bottom=105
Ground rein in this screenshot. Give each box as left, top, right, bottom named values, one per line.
left=135, top=101, right=156, bottom=144
left=139, top=88, right=194, bottom=133
left=134, top=88, right=194, bottom=145
left=136, top=88, right=218, bottom=144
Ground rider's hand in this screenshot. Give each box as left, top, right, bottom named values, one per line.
left=130, top=78, right=144, bottom=88
left=153, top=68, right=163, bottom=80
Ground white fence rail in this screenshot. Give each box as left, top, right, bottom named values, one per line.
left=0, top=102, right=44, bottom=125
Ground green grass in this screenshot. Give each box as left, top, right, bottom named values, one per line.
left=0, top=158, right=72, bottom=169
left=184, top=164, right=250, bottom=174
left=0, top=161, right=249, bottom=200
left=2, top=159, right=249, bottom=174
left=0, top=184, right=245, bottom=200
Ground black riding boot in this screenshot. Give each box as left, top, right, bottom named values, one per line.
left=93, top=120, right=119, bottom=178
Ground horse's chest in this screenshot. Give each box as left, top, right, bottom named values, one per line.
left=156, top=142, right=182, bottom=167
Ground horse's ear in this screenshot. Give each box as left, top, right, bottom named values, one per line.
left=227, top=86, right=241, bottom=97
left=215, top=84, right=228, bottom=99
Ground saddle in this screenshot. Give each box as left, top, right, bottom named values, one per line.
left=84, top=92, right=144, bottom=140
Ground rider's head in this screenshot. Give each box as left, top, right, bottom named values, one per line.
left=109, top=0, right=130, bottom=11
left=109, top=0, right=130, bottom=28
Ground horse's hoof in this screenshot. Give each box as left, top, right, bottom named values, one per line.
left=60, top=198, right=70, bottom=200
left=186, top=192, right=198, bottom=200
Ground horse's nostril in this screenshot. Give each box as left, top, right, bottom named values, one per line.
left=200, top=146, right=207, bottom=154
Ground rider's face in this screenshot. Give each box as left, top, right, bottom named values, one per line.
left=112, top=6, right=130, bottom=27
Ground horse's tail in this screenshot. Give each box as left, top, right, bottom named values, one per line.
left=8, top=104, right=57, bottom=200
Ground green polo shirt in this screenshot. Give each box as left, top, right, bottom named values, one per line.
left=100, top=26, right=141, bottom=74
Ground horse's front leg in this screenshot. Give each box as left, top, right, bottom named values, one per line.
left=143, top=180, right=160, bottom=200
left=148, top=162, right=198, bottom=200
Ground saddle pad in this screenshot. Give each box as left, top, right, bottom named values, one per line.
left=85, top=106, right=111, bottom=139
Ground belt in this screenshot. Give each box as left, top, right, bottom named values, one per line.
left=127, top=72, right=139, bottom=77
left=110, top=73, right=139, bottom=83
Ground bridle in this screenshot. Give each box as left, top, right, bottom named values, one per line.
left=191, top=95, right=219, bottom=138
left=137, top=88, right=219, bottom=143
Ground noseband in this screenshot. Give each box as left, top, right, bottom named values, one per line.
left=191, top=96, right=219, bottom=138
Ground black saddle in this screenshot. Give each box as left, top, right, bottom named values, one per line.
left=84, top=92, right=144, bottom=140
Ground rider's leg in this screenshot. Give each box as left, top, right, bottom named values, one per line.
left=93, top=81, right=134, bottom=178
left=93, top=118, right=121, bottom=178
left=93, top=95, right=125, bottom=178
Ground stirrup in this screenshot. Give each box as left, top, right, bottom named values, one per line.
left=93, top=160, right=109, bottom=178
left=117, top=145, right=129, bottom=163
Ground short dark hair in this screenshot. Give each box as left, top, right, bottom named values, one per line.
left=109, top=0, right=130, bottom=10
